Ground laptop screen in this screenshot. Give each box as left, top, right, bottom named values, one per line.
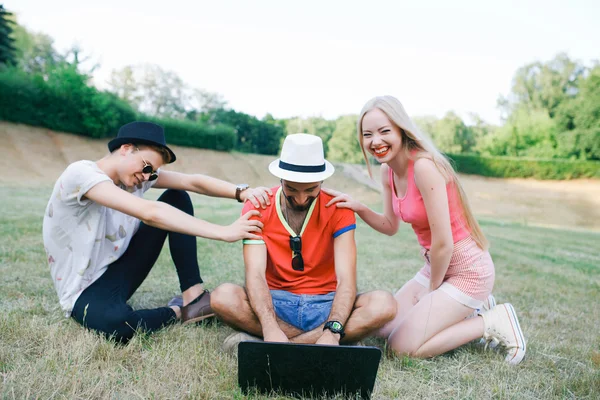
left=238, top=341, right=382, bottom=399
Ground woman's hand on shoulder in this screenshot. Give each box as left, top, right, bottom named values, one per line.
left=322, top=187, right=364, bottom=213
left=220, top=209, right=264, bottom=242
left=242, top=186, right=273, bottom=209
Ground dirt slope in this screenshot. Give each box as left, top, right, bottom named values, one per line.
left=1, top=121, right=599, bottom=231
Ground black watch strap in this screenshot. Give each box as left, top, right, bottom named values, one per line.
left=323, top=320, right=345, bottom=339
left=235, top=184, right=249, bottom=202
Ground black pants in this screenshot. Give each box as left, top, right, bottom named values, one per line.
left=71, top=189, right=202, bottom=343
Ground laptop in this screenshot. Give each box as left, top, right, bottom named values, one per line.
left=238, top=341, right=382, bottom=399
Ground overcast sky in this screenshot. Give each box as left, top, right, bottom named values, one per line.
left=11, top=0, right=600, bottom=125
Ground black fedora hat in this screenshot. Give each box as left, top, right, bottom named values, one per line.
left=108, top=121, right=176, bottom=163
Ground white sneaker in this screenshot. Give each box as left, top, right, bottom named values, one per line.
left=466, top=294, right=497, bottom=347
left=222, top=331, right=262, bottom=355
left=481, top=303, right=526, bottom=365
left=467, top=294, right=496, bottom=319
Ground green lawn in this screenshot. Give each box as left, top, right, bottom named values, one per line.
left=1, top=185, right=599, bottom=399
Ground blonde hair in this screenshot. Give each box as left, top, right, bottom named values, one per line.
left=112, top=143, right=173, bottom=164
left=357, top=96, right=489, bottom=250
left=135, top=143, right=172, bottom=164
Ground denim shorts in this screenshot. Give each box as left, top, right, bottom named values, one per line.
left=270, top=290, right=335, bottom=332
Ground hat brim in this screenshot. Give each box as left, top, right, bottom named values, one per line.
left=108, top=137, right=177, bottom=163
left=268, top=159, right=335, bottom=183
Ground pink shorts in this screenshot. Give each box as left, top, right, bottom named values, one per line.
left=414, top=236, right=495, bottom=309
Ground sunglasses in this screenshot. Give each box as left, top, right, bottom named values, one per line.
left=289, top=235, right=304, bottom=271
left=135, top=147, right=158, bottom=181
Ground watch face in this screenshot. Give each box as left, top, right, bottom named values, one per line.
left=331, top=321, right=342, bottom=331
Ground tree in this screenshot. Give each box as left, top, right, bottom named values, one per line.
left=469, top=113, right=497, bottom=154
left=186, top=88, right=228, bottom=122
left=11, top=19, right=64, bottom=76
left=0, top=5, right=16, bottom=66
left=433, top=112, right=473, bottom=153
left=107, top=65, right=143, bottom=110
left=327, top=115, right=363, bottom=163
left=207, top=108, right=284, bottom=155
left=64, top=44, right=100, bottom=76
left=556, top=64, right=600, bottom=160
left=108, top=64, right=188, bottom=118
left=284, top=116, right=336, bottom=155
left=493, top=53, right=598, bottom=159
left=108, top=64, right=227, bottom=120
left=479, top=108, right=558, bottom=157
left=500, top=53, right=584, bottom=119
left=413, top=116, right=438, bottom=139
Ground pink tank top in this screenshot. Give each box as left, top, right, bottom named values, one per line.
left=389, top=159, right=470, bottom=249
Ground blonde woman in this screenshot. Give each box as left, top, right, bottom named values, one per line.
left=324, top=96, right=526, bottom=364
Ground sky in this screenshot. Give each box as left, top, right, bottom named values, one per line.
left=10, top=0, right=600, bottom=125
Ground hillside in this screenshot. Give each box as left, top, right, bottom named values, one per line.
left=1, top=121, right=599, bottom=231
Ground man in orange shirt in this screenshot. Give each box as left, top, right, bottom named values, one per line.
left=211, top=134, right=397, bottom=349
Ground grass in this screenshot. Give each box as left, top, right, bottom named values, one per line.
left=1, top=185, right=599, bottom=399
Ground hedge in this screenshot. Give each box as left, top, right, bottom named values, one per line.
left=141, top=116, right=237, bottom=151
left=446, top=153, right=600, bottom=180
left=0, top=67, right=238, bottom=151
left=0, top=67, right=136, bottom=138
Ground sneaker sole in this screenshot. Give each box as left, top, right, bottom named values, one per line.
left=502, top=303, right=526, bottom=365
left=182, top=312, right=216, bottom=325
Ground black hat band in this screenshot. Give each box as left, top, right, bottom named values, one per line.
left=279, top=160, right=326, bottom=173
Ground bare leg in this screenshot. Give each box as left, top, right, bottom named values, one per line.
left=170, top=306, right=181, bottom=319
left=212, top=286, right=395, bottom=344
left=388, top=289, right=483, bottom=358
left=182, top=283, right=205, bottom=306
left=377, top=279, right=428, bottom=338
left=286, top=290, right=396, bottom=344
left=416, top=316, right=484, bottom=357
left=343, top=290, right=397, bottom=343
left=210, top=283, right=304, bottom=338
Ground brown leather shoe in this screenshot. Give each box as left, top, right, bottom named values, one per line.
left=182, top=290, right=215, bottom=324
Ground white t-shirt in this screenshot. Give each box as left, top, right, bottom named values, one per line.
left=42, top=160, right=157, bottom=316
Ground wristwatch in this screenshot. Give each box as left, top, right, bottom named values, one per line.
left=323, top=320, right=345, bottom=339
left=235, top=184, right=250, bottom=203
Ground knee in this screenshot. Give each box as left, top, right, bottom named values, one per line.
left=159, top=189, right=193, bottom=215
left=101, top=312, right=137, bottom=344
left=387, top=329, right=420, bottom=358
left=366, top=290, right=397, bottom=324
left=211, top=283, right=243, bottom=315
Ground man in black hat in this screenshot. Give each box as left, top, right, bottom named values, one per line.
left=42, top=121, right=271, bottom=343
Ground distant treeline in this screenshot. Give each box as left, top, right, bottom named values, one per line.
left=0, top=6, right=598, bottom=179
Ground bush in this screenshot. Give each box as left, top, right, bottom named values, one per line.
left=207, top=109, right=284, bottom=155
left=0, top=66, right=136, bottom=138
left=0, top=67, right=45, bottom=125
left=142, top=116, right=237, bottom=151
left=0, top=67, right=237, bottom=151
left=447, top=153, right=600, bottom=180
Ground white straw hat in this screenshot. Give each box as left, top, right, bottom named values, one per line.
left=268, top=133, right=335, bottom=183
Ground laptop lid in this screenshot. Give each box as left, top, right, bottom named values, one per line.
left=238, top=341, right=382, bottom=399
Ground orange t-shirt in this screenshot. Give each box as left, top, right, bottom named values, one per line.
left=242, top=186, right=356, bottom=295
